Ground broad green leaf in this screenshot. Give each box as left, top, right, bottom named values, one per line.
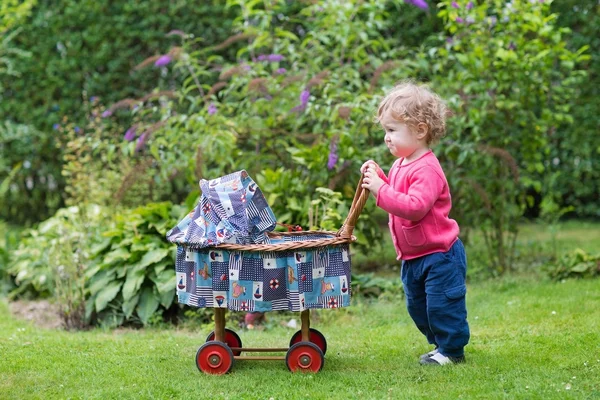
left=122, top=269, right=146, bottom=301
left=95, top=281, right=123, bottom=312
left=159, top=290, right=174, bottom=309
left=122, top=293, right=140, bottom=319
left=88, top=269, right=116, bottom=296
left=153, top=259, right=171, bottom=275
left=90, top=238, right=112, bottom=256
left=152, top=269, right=176, bottom=294
left=135, top=249, right=170, bottom=270
left=571, top=263, right=591, bottom=273
left=103, top=247, right=130, bottom=264
left=136, top=287, right=160, bottom=325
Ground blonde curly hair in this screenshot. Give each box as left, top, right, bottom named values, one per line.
left=376, top=81, right=448, bottom=145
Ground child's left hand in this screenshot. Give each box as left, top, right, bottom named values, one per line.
left=362, top=166, right=385, bottom=196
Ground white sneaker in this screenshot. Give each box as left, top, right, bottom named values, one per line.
left=419, top=348, right=438, bottom=361
left=420, top=352, right=465, bottom=365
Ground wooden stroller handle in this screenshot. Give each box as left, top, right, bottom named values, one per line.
left=337, top=174, right=369, bottom=238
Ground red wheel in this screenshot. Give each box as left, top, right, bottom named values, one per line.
left=196, top=342, right=234, bottom=375
left=206, top=328, right=243, bottom=356
left=286, top=342, right=324, bottom=373
left=289, top=328, right=327, bottom=355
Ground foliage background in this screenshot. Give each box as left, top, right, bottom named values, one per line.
left=1, top=0, right=598, bottom=328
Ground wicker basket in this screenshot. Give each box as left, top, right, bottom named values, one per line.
left=199, top=175, right=369, bottom=252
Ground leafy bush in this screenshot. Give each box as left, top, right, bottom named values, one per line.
left=102, top=0, right=433, bottom=250
left=0, top=121, right=63, bottom=225
left=548, top=1, right=600, bottom=218
left=423, top=0, right=586, bottom=275
left=351, top=272, right=404, bottom=300
left=0, top=220, right=21, bottom=295
left=86, top=202, right=185, bottom=327
left=0, top=0, right=237, bottom=225
left=8, top=205, right=107, bottom=305
left=547, top=248, right=600, bottom=281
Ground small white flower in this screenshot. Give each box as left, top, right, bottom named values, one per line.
left=565, top=383, right=572, bottom=390
left=551, top=311, right=556, bottom=315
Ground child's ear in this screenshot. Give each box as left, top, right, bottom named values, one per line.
left=415, top=123, right=429, bottom=140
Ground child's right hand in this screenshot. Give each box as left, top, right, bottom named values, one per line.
left=360, top=160, right=380, bottom=174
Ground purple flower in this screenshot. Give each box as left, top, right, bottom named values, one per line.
left=242, top=64, right=252, bottom=71
left=446, top=37, right=454, bottom=44
left=101, top=110, right=112, bottom=118
left=508, top=42, right=516, bottom=50
left=405, top=0, right=428, bottom=10
left=257, top=55, right=267, bottom=61
left=327, top=138, right=338, bottom=170
left=456, top=16, right=464, bottom=23
left=207, top=103, right=217, bottom=115
left=135, top=133, right=147, bottom=152
left=291, top=89, right=311, bottom=113
left=451, top=1, right=459, bottom=8
left=300, top=89, right=310, bottom=106
left=487, top=16, right=498, bottom=27
left=154, top=55, right=172, bottom=67
left=124, top=126, right=137, bottom=141
left=267, top=54, right=284, bottom=62
left=74, top=126, right=81, bottom=133
left=275, top=68, right=287, bottom=75
left=466, top=1, right=473, bottom=9
left=90, top=96, right=98, bottom=102
left=53, top=123, right=60, bottom=130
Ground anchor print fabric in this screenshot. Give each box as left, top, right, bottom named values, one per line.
left=167, top=170, right=352, bottom=311
left=166, top=170, right=277, bottom=248
left=174, top=243, right=352, bottom=312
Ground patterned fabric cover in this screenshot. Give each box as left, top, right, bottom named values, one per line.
left=166, top=170, right=276, bottom=248
left=167, top=171, right=352, bottom=312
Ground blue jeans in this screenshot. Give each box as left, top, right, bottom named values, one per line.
left=401, top=239, right=470, bottom=357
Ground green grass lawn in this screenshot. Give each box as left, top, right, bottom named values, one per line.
left=2, top=275, right=599, bottom=399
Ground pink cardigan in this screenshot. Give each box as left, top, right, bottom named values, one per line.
left=375, top=150, right=459, bottom=260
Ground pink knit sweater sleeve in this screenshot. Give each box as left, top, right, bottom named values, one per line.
left=376, top=166, right=389, bottom=184
left=376, top=166, right=445, bottom=221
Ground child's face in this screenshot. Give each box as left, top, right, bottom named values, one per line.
left=380, top=112, right=423, bottom=158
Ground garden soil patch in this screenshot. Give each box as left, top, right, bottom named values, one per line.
left=9, top=300, right=63, bottom=329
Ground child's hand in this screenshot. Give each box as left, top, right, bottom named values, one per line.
left=360, top=160, right=380, bottom=174
left=362, top=165, right=385, bottom=196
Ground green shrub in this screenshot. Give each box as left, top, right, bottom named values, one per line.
left=547, top=248, right=600, bottom=281
left=86, top=202, right=185, bottom=327
left=423, top=0, right=586, bottom=274
left=548, top=1, right=600, bottom=218
left=0, top=220, right=21, bottom=295
left=0, top=0, right=237, bottom=225
left=8, top=205, right=107, bottom=303
left=351, top=272, right=403, bottom=300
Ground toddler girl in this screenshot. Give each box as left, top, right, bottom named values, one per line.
left=361, top=82, right=470, bottom=365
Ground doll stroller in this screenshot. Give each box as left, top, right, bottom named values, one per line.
left=166, top=171, right=368, bottom=374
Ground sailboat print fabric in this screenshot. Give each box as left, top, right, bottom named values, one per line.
left=167, top=170, right=352, bottom=312
left=173, top=243, right=351, bottom=312
left=166, top=170, right=277, bottom=248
